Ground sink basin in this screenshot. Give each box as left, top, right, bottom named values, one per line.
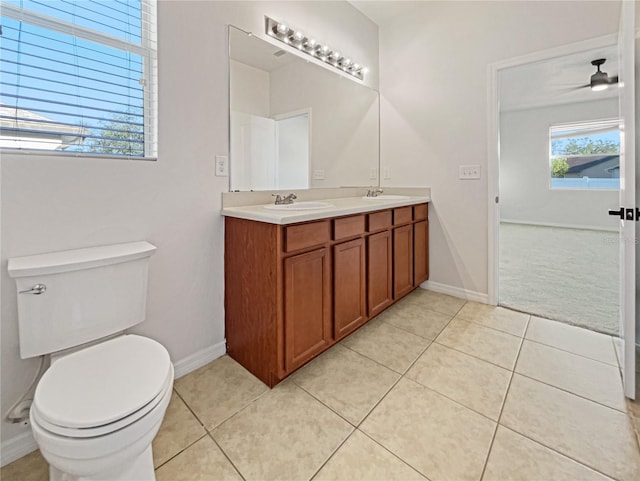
left=362, top=194, right=410, bottom=200
left=263, top=201, right=334, bottom=211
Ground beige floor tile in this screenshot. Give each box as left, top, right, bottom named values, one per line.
left=152, top=390, right=207, bottom=468
left=402, top=288, right=466, bottom=316
left=501, top=374, right=640, bottom=481
left=341, top=318, right=430, bottom=373
left=155, top=435, right=242, bottom=481
left=483, top=426, right=613, bottom=481
left=516, top=340, right=625, bottom=411
left=435, top=318, right=522, bottom=369
left=360, top=378, right=495, bottom=481
left=291, top=344, right=400, bottom=424
left=0, top=450, right=48, bottom=481
left=313, top=430, right=427, bottom=481
left=174, top=355, right=268, bottom=430
left=455, top=302, right=529, bottom=337
left=406, top=343, right=511, bottom=420
left=526, top=316, right=618, bottom=366
left=212, top=381, right=353, bottom=481
left=379, top=301, right=453, bottom=340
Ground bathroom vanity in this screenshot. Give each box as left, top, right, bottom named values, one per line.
left=222, top=195, right=430, bottom=387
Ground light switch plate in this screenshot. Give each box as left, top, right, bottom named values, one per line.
left=459, top=164, right=481, bottom=180
left=215, top=155, right=228, bottom=177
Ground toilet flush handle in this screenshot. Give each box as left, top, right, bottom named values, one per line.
left=19, top=284, right=47, bottom=295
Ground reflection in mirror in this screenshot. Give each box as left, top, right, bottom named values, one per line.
left=229, top=26, right=379, bottom=191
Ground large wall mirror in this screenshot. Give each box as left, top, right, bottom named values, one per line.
left=228, top=26, right=379, bottom=191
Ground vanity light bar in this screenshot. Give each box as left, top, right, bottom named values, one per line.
left=265, top=16, right=367, bottom=81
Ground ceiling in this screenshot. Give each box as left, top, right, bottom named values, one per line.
left=500, top=45, right=619, bottom=111
left=349, top=1, right=619, bottom=111
left=349, top=1, right=426, bottom=27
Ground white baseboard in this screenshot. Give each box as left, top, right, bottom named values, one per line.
left=173, top=340, right=226, bottom=379
left=420, top=280, right=489, bottom=304
left=1, top=429, right=38, bottom=467
left=1, top=341, right=227, bottom=468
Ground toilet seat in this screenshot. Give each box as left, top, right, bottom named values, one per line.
left=32, top=335, right=172, bottom=438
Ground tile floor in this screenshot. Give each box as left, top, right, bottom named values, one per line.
left=3, top=289, right=640, bottom=481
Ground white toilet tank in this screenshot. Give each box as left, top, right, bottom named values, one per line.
left=8, top=241, right=157, bottom=359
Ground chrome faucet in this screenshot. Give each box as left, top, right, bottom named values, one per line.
left=273, top=193, right=297, bottom=205
left=366, top=188, right=384, bottom=197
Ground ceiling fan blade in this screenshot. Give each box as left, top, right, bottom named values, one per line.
left=608, top=75, right=619, bottom=84
left=554, top=85, right=590, bottom=93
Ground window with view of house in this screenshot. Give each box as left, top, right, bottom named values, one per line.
left=549, top=119, right=620, bottom=189
left=0, top=0, right=157, bottom=158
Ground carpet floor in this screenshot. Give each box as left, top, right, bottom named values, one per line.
left=499, top=223, right=620, bottom=335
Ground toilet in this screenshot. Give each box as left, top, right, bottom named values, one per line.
left=8, top=241, right=173, bottom=481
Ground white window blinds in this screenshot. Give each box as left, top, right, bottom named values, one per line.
left=0, top=0, right=157, bottom=158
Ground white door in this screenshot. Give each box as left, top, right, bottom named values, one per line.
left=617, top=0, right=636, bottom=399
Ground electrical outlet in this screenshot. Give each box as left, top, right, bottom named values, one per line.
left=369, top=168, right=378, bottom=180
left=215, top=155, right=228, bottom=177
left=383, top=167, right=391, bottom=180
left=459, top=164, right=481, bottom=180
left=313, top=169, right=325, bottom=180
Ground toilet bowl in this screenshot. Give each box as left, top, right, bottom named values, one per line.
left=7, top=241, right=172, bottom=481
left=29, top=335, right=174, bottom=481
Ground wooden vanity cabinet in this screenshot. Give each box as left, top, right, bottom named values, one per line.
left=333, top=238, right=367, bottom=340
left=283, top=247, right=332, bottom=373
left=224, top=202, right=429, bottom=387
left=393, top=224, right=414, bottom=299
left=413, top=204, right=429, bottom=286
left=367, top=230, right=393, bottom=317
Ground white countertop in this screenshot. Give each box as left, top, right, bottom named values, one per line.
left=221, top=195, right=431, bottom=225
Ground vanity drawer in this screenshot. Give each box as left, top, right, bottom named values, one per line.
left=334, top=215, right=365, bottom=241
left=414, top=203, right=428, bottom=221
left=284, top=221, right=331, bottom=253
left=367, top=210, right=392, bottom=232
left=393, top=207, right=413, bottom=225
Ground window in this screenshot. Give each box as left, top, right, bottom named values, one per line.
left=549, top=119, right=620, bottom=190
left=0, top=0, right=157, bottom=158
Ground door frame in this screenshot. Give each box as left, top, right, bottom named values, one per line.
left=486, top=33, right=619, bottom=306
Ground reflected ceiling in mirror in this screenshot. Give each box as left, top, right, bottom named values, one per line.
left=229, top=26, right=379, bottom=192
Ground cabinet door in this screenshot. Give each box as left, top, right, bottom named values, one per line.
left=367, top=230, right=393, bottom=317
left=413, top=220, right=429, bottom=286
left=333, top=238, right=366, bottom=340
left=393, top=225, right=414, bottom=299
left=283, top=248, right=331, bottom=373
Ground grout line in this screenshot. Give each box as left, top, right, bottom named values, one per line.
left=446, top=315, right=526, bottom=340
left=523, top=335, right=619, bottom=368
left=510, top=370, right=627, bottom=414
left=306, top=426, right=357, bottom=481
left=495, top=425, right=621, bottom=481
left=431, top=340, right=517, bottom=372
left=356, top=429, right=433, bottom=480
left=172, top=388, right=208, bottom=429
left=207, top=432, right=248, bottom=481
left=478, top=323, right=527, bottom=481
left=153, top=432, right=209, bottom=471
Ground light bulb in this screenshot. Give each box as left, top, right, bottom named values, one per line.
left=276, top=23, right=289, bottom=35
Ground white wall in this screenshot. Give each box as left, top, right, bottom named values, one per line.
left=230, top=60, right=270, bottom=117
left=378, top=0, right=621, bottom=297
left=0, top=0, right=378, bottom=461
left=500, top=98, right=620, bottom=230
left=270, top=60, right=379, bottom=187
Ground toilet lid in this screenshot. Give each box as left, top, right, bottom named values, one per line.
left=34, top=335, right=172, bottom=430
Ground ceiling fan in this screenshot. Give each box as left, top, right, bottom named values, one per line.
left=583, top=58, right=619, bottom=91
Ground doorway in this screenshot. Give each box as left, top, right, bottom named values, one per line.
left=497, top=50, right=621, bottom=335
left=488, top=30, right=635, bottom=397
